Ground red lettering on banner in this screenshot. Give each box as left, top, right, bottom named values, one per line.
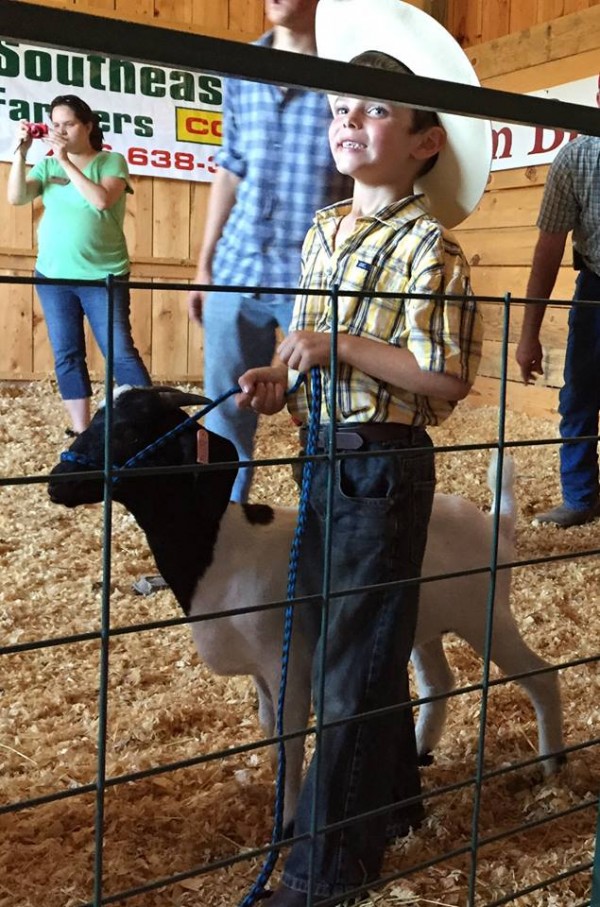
left=185, top=117, right=222, bottom=138
left=492, top=126, right=513, bottom=160
left=186, top=116, right=209, bottom=135
left=528, top=127, right=578, bottom=156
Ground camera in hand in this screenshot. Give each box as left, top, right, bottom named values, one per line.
left=26, top=123, right=49, bottom=138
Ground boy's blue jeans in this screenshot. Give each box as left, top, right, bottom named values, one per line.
left=558, top=267, right=600, bottom=510
left=35, top=270, right=151, bottom=400
left=283, top=428, right=435, bottom=900
left=202, top=291, right=294, bottom=503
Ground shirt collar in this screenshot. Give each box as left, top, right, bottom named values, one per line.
left=315, top=194, right=431, bottom=229
left=253, top=31, right=300, bottom=98
left=254, top=31, right=274, bottom=48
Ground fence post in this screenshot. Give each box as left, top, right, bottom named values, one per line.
left=592, top=796, right=600, bottom=906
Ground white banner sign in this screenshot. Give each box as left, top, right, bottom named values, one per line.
left=491, top=74, right=598, bottom=171
left=0, top=39, right=597, bottom=179
left=0, top=39, right=224, bottom=181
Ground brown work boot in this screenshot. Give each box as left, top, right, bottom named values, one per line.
left=532, top=501, right=600, bottom=528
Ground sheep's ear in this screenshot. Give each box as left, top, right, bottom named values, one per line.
left=96, top=384, right=134, bottom=409
left=154, top=386, right=213, bottom=408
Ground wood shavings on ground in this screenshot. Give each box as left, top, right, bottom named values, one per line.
left=0, top=380, right=598, bottom=907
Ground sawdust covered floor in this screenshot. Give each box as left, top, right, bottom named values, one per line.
left=0, top=380, right=598, bottom=907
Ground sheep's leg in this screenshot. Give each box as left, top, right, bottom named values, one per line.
left=254, top=675, right=275, bottom=738
left=280, top=658, right=312, bottom=830
left=458, top=611, right=565, bottom=775
left=411, top=637, right=455, bottom=763
left=490, top=620, right=564, bottom=775
left=254, top=672, right=304, bottom=830
left=259, top=657, right=311, bottom=831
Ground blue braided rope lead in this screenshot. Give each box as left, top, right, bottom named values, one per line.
left=120, top=374, right=306, bottom=472
left=238, top=367, right=322, bottom=907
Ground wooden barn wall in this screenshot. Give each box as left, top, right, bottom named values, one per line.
left=447, top=0, right=599, bottom=48
left=453, top=3, right=600, bottom=418
left=0, top=0, right=599, bottom=411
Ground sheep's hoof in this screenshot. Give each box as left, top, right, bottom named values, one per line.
left=418, top=751, right=434, bottom=766
left=132, top=574, right=169, bottom=595
left=543, top=751, right=567, bottom=775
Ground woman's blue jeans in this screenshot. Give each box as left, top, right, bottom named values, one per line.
left=558, top=267, right=600, bottom=510
left=35, top=270, right=151, bottom=400
left=282, top=430, right=435, bottom=900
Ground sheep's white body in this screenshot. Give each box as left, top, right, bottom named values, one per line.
left=49, top=389, right=564, bottom=829
left=189, top=456, right=563, bottom=825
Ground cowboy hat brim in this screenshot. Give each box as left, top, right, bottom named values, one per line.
left=316, top=0, right=492, bottom=227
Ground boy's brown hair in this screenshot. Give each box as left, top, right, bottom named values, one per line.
left=350, top=49, right=441, bottom=176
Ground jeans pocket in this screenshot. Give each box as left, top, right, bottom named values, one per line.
left=337, top=454, right=395, bottom=505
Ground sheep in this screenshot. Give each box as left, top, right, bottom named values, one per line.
left=48, top=386, right=565, bottom=825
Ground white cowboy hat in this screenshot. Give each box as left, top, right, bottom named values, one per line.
left=316, top=0, right=492, bottom=227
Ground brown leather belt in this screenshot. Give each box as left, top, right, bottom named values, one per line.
left=299, top=422, right=422, bottom=450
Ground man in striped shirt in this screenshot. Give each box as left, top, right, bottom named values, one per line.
left=235, top=1, right=491, bottom=903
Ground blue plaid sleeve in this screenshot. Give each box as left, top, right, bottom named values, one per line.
left=214, top=78, right=246, bottom=178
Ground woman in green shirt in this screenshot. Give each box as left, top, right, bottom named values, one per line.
left=7, top=95, right=151, bottom=435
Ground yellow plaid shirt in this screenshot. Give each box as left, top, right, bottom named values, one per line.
left=287, top=195, right=483, bottom=427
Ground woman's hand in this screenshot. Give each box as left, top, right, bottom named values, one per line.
left=15, top=120, right=33, bottom=156
left=8, top=124, right=42, bottom=205
left=44, top=129, right=69, bottom=164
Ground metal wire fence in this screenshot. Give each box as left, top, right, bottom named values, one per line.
left=1, top=276, right=598, bottom=906
left=0, top=2, right=599, bottom=905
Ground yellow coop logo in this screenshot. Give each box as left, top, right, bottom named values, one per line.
left=176, top=107, right=223, bottom=145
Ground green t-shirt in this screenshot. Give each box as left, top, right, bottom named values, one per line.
left=29, top=151, right=133, bottom=280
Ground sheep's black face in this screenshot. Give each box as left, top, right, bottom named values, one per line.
left=48, top=386, right=235, bottom=509
left=48, top=412, right=109, bottom=507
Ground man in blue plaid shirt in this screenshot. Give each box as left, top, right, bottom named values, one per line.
left=188, top=0, right=350, bottom=503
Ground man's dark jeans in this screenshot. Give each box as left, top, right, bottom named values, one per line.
left=282, top=428, right=436, bottom=901
left=559, top=267, right=600, bottom=510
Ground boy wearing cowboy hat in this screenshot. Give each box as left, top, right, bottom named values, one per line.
left=237, top=1, right=492, bottom=904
